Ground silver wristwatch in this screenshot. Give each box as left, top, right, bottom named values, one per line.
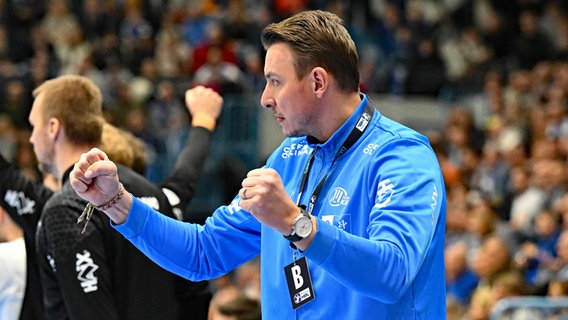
left=283, top=206, right=313, bottom=242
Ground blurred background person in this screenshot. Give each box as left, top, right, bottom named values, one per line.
left=0, top=205, right=26, bottom=320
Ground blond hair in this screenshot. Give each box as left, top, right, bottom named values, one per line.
left=33, top=75, right=104, bottom=146
left=100, top=123, right=147, bottom=174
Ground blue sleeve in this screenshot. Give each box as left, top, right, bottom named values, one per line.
left=305, top=137, right=446, bottom=303
left=114, top=196, right=262, bottom=281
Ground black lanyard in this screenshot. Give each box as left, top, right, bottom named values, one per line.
left=295, top=104, right=374, bottom=213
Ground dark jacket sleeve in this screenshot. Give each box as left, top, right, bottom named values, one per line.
left=160, top=126, right=213, bottom=214
left=0, top=153, right=52, bottom=238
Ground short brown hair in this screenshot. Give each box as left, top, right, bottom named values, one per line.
left=261, top=10, right=360, bottom=92
left=33, top=75, right=104, bottom=146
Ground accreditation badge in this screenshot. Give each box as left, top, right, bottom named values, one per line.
left=284, top=256, right=315, bottom=309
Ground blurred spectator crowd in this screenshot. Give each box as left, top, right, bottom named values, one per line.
left=2, top=0, right=568, bottom=318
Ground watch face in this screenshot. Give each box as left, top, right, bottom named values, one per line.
left=295, top=216, right=313, bottom=238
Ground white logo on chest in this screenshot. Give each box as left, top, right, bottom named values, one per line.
left=328, top=187, right=350, bottom=207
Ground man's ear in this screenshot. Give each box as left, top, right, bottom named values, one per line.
left=47, top=117, right=61, bottom=141
left=310, top=67, right=328, bottom=98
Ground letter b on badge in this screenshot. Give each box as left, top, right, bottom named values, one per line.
left=291, top=265, right=304, bottom=289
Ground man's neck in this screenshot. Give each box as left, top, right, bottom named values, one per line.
left=55, top=144, right=94, bottom=182
left=314, top=91, right=362, bottom=142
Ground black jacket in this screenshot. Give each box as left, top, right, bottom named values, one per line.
left=0, top=125, right=214, bottom=320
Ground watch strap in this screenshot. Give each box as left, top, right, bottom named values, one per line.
left=284, top=231, right=304, bottom=243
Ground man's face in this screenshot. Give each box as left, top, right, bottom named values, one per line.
left=28, top=93, right=56, bottom=176
left=260, top=43, right=317, bottom=138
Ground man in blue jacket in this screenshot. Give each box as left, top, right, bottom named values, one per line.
left=70, top=10, right=447, bottom=319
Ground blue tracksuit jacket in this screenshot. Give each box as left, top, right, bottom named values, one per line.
left=115, top=94, right=447, bottom=319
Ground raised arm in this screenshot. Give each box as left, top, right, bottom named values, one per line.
left=160, top=86, right=223, bottom=219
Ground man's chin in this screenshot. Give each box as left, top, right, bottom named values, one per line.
left=285, top=126, right=308, bottom=137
